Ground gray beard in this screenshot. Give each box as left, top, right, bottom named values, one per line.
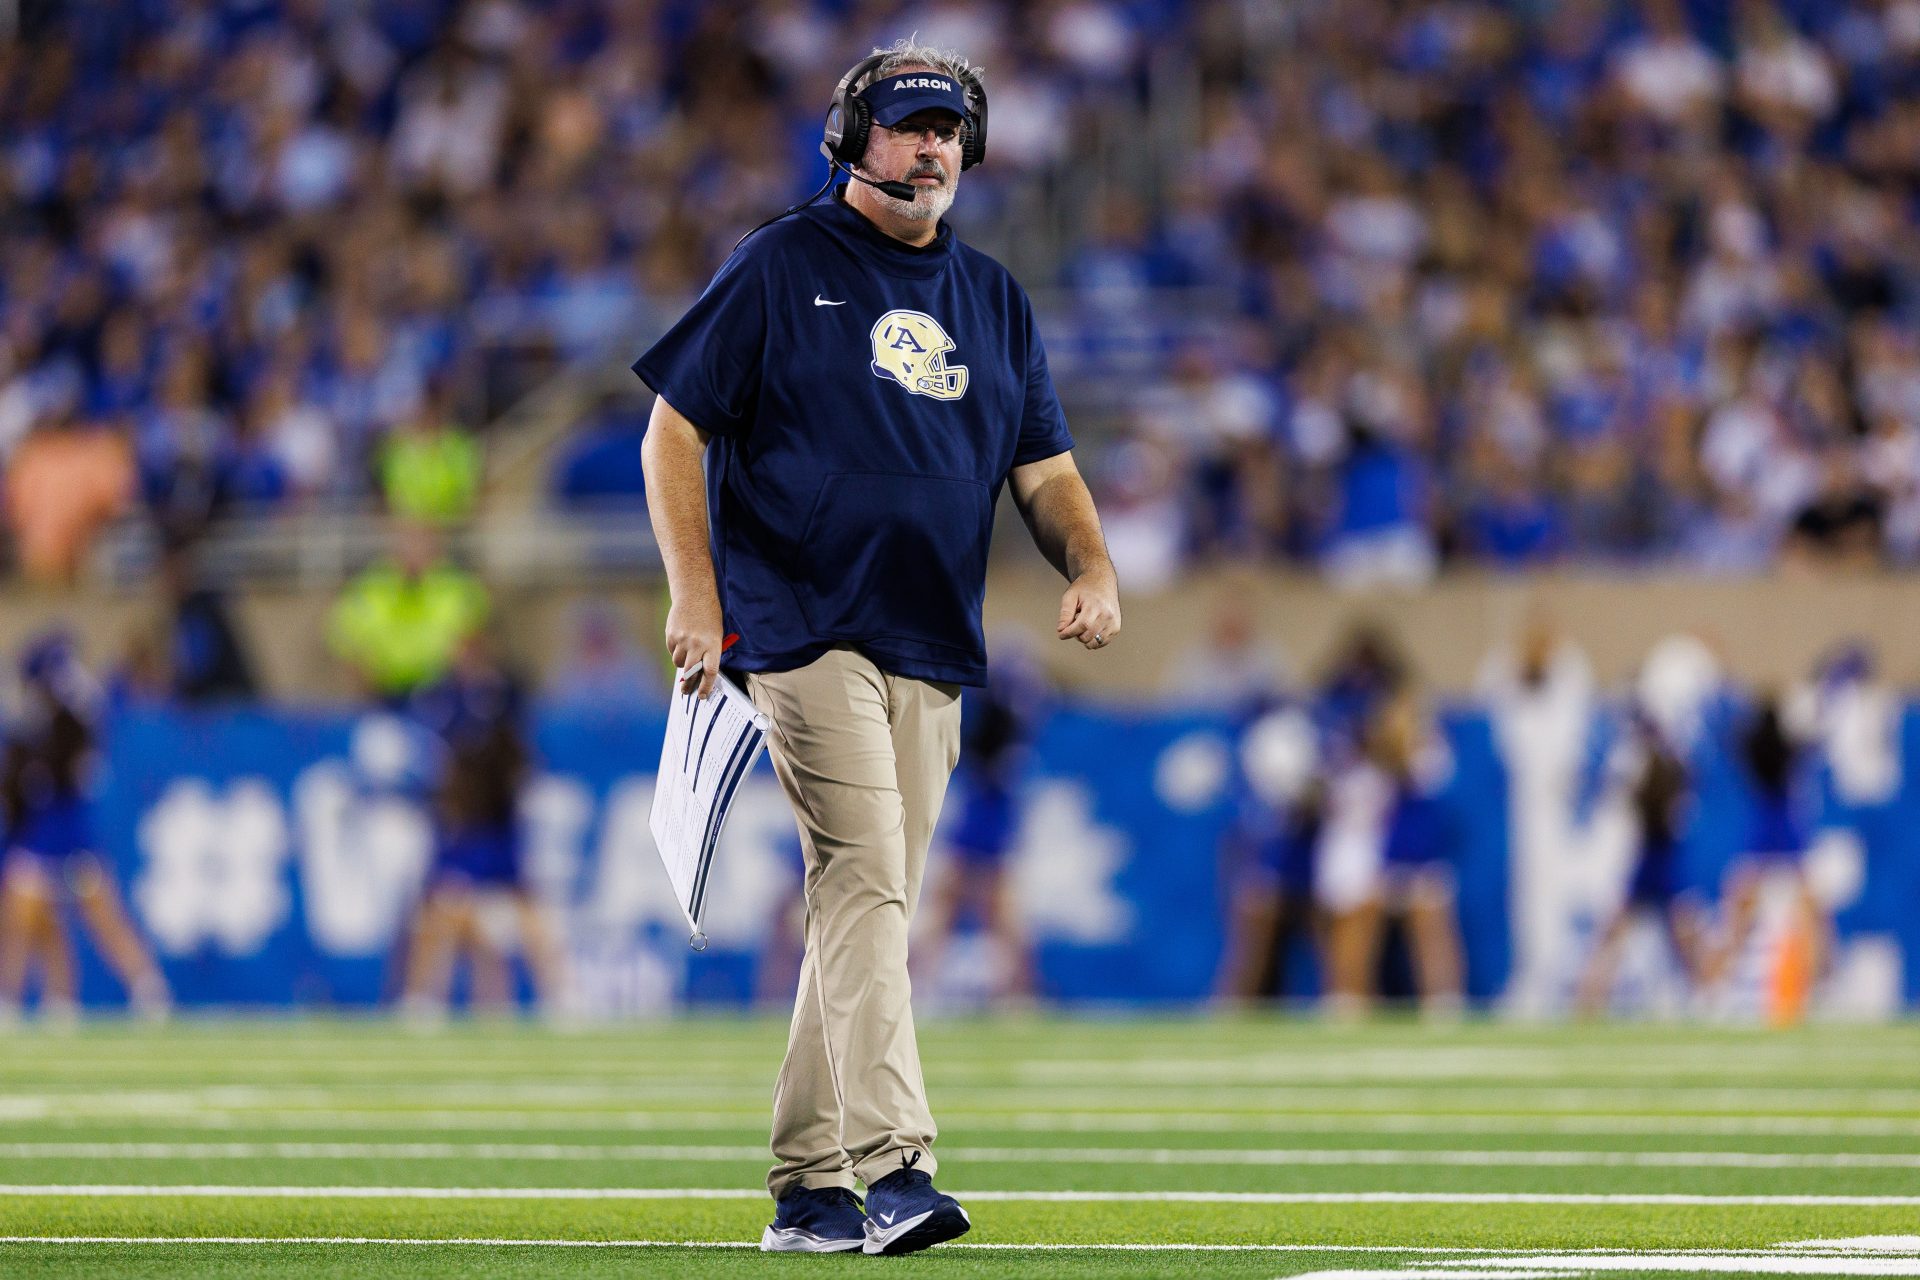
left=874, top=179, right=956, bottom=223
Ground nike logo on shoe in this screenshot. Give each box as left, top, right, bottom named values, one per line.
left=863, top=1206, right=963, bottom=1256
left=814, top=296, right=846, bottom=306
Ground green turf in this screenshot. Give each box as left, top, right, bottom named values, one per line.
left=0, top=1017, right=1917, bottom=1277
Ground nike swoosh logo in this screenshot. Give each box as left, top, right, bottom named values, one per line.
left=876, top=1211, right=896, bottom=1224
left=814, top=296, right=846, bottom=306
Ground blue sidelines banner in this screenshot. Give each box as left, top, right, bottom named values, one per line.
left=43, top=702, right=1920, bottom=1010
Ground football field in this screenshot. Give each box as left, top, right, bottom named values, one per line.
left=0, top=1016, right=1917, bottom=1277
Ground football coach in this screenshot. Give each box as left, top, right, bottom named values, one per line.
left=635, top=38, right=1121, bottom=1258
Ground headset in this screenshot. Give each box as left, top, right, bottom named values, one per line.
left=733, top=53, right=989, bottom=250
left=821, top=52, right=989, bottom=175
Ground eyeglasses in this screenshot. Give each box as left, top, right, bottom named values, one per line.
left=877, top=120, right=963, bottom=146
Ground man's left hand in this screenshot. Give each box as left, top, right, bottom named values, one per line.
left=1057, top=570, right=1122, bottom=651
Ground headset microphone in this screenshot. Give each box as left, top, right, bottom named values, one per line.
left=834, top=162, right=918, bottom=202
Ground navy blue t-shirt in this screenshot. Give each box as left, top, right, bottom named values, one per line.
left=632, top=192, right=1073, bottom=687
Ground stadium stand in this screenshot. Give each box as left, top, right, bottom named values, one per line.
left=0, top=0, right=1913, bottom=584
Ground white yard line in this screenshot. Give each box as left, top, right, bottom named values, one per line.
left=990, top=1114, right=1920, bottom=1139
left=0, top=1239, right=1913, bottom=1255
left=1, top=1186, right=1917, bottom=1206
left=1012, top=1049, right=1920, bottom=1084
left=15, top=1052, right=1907, bottom=1086
left=0, top=1238, right=1663, bottom=1253
left=6, top=1083, right=1920, bottom=1113
left=1295, top=1250, right=1920, bottom=1278
left=9, top=1107, right=1920, bottom=1140
left=1, top=1142, right=1917, bottom=1169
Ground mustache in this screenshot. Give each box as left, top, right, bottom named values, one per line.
left=906, top=162, right=949, bottom=183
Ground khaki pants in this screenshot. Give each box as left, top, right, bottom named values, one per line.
left=747, top=647, right=962, bottom=1200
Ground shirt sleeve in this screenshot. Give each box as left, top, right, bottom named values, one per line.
left=1012, top=288, right=1074, bottom=466
left=631, top=248, right=769, bottom=439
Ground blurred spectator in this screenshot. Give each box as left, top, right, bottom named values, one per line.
left=1165, top=585, right=1288, bottom=712
left=379, top=379, right=482, bottom=525
left=1792, top=642, right=1901, bottom=808
left=1133, top=341, right=1280, bottom=558
left=1214, top=700, right=1322, bottom=1004
left=1090, top=432, right=1185, bottom=592
left=1575, top=704, right=1708, bottom=1016
left=328, top=522, right=487, bottom=702
left=107, top=621, right=176, bottom=713
left=0, top=633, right=170, bottom=1023
left=1323, top=446, right=1439, bottom=587
left=2, top=420, right=135, bottom=583
left=1478, top=614, right=1595, bottom=1016
left=1613, top=0, right=1725, bottom=128
left=1783, top=449, right=1884, bottom=568
left=1702, top=692, right=1830, bottom=1019
left=1319, top=685, right=1464, bottom=1018
left=1310, top=622, right=1410, bottom=1014
left=400, top=631, right=569, bottom=1020
left=1456, top=455, right=1567, bottom=568
left=159, top=537, right=258, bottom=704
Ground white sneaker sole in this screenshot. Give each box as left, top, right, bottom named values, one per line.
left=862, top=1203, right=971, bottom=1255
left=760, top=1225, right=865, bottom=1253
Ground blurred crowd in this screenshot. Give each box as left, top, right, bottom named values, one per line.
left=0, top=0, right=659, bottom=574
left=2, top=0, right=1917, bottom=583
left=1079, top=0, right=1920, bottom=583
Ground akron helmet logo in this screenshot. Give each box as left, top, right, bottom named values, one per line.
left=870, top=309, right=969, bottom=401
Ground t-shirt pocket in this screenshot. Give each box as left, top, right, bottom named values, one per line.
left=792, top=471, right=992, bottom=657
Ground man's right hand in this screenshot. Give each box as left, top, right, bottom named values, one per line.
left=665, top=594, right=725, bottom=699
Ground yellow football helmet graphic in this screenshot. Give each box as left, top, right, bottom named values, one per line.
left=869, top=309, right=969, bottom=401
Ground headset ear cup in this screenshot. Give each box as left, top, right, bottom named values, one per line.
left=839, top=95, right=871, bottom=166
left=823, top=53, right=885, bottom=167
left=960, top=74, right=987, bottom=170
left=822, top=102, right=845, bottom=162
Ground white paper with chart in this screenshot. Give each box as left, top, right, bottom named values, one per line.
left=649, top=670, right=771, bottom=948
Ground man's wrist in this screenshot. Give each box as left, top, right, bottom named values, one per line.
left=1069, top=558, right=1117, bottom=589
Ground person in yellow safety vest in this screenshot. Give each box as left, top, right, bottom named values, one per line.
left=328, top=521, right=488, bottom=702
left=379, top=380, right=481, bottom=525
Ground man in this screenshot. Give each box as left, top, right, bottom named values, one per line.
left=635, top=40, right=1120, bottom=1257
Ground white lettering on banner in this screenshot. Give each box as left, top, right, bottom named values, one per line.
left=894, top=78, right=953, bottom=91
left=1010, top=781, right=1132, bottom=944
left=581, top=776, right=796, bottom=944
left=519, top=776, right=592, bottom=901
left=292, top=763, right=432, bottom=955
left=557, top=773, right=796, bottom=1017
left=135, top=779, right=289, bottom=956
left=129, top=758, right=799, bottom=982
left=1154, top=732, right=1232, bottom=814
left=584, top=778, right=681, bottom=933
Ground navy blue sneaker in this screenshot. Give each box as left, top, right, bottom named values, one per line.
left=761, top=1185, right=866, bottom=1253
left=861, top=1152, right=970, bottom=1255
